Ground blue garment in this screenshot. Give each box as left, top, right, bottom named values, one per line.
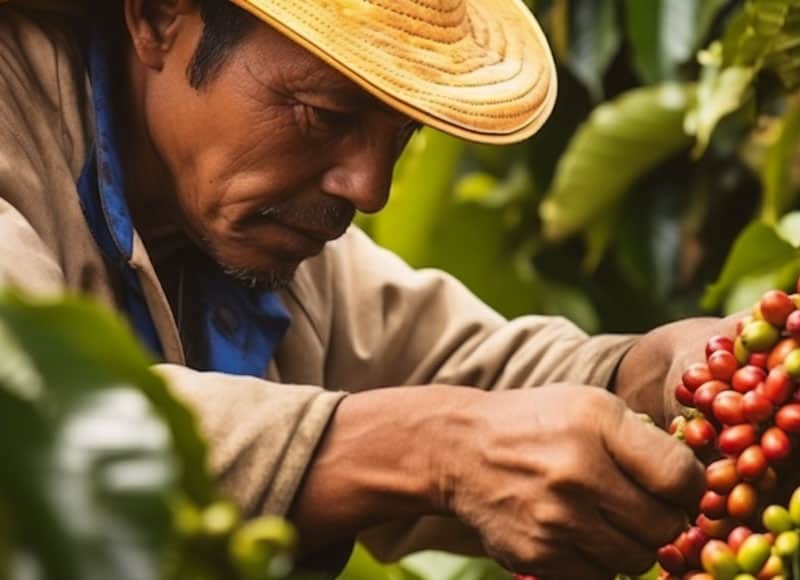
left=76, top=15, right=290, bottom=376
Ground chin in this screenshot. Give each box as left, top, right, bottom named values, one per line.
left=223, top=265, right=296, bottom=291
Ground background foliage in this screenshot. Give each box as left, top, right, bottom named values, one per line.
left=4, top=0, right=800, bottom=579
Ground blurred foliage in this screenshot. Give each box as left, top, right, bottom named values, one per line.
left=0, top=291, right=302, bottom=580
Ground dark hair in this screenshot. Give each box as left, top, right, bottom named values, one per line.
left=186, top=0, right=257, bottom=89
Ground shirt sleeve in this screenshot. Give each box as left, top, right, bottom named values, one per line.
left=153, top=365, right=347, bottom=517
left=318, top=227, right=639, bottom=393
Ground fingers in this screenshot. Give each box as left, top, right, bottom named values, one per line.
left=604, top=406, right=705, bottom=512
left=594, top=457, right=689, bottom=548
left=575, top=508, right=659, bottom=575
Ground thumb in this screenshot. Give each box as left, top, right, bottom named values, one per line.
left=603, top=407, right=705, bottom=511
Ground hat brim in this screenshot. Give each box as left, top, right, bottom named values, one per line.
left=228, top=0, right=557, bottom=145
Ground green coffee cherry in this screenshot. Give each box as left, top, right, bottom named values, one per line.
left=763, top=505, right=794, bottom=534
left=774, top=530, right=800, bottom=557
left=735, top=336, right=751, bottom=365
left=790, top=486, right=800, bottom=524
left=231, top=517, right=297, bottom=580
left=202, top=500, right=240, bottom=538
left=784, top=349, right=800, bottom=378
left=733, top=574, right=757, bottom=580
left=736, top=534, right=772, bottom=573
left=741, top=320, right=780, bottom=352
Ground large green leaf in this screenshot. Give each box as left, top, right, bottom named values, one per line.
left=370, top=130, right=465, bottom=267
left=702, top=221, right=800, bottom=310
left=624, top=0, right=728, bottom=84
left=539, top=83, right=694, bottom=241
left=0, top=293, right=188, bottom=580
left=761, top=101, right=800, bottom=223
left=401, top=552, right=511, bottom=580
left=564, top=0, right=621, bottom=100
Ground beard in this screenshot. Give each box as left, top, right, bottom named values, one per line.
left=205, top=194, right=355, bottom=292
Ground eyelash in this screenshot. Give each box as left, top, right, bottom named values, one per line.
left=296, top=102, right=423, bottom=148
left=298, top=104, right=353, bottom=135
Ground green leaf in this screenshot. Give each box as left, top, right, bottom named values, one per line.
left=624, top=0, right=728, bottom=84
left=337, top=544, right=422, bottom=580
left=702, top=222, right=800, bottom=309
left=371, top=130, right=465, bottom=267
left=761, top=101, right=800, bottom=223
left=723, top=261, right=800, bottom=314
left=401, top=552, right=512, bottom=580
left=778, top=211, right=800, bottom=247
left=565, top=0, right=621, bottom=100
left=540, top=83, right=694, bottom=241
left=0, top=293, right=214, bottom=504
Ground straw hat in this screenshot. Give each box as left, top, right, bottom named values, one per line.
left=0, top=0, right=557, bottom=144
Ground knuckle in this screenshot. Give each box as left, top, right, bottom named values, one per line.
left=657, top=443, right=701, bottom=496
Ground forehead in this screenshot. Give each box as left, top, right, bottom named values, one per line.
left=240, top=20, right=386, bottom=108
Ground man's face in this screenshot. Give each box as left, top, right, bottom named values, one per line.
left=134, top=9, right=420, bottom=289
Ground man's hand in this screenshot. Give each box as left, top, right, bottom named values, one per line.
left=439, top=385, right=705, bottom=579
left=614, top=315, right=743, bottom=427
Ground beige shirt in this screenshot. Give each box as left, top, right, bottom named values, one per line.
left=0, top=6, right=638, bottom=560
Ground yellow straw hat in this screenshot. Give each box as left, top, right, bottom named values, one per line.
left=0, top=0, right=558, bottom=144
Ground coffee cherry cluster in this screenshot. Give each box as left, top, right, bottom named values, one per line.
left=658, top=287, right=800, bottom=580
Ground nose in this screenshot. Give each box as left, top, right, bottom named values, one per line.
left=319, top=132, right=398, bottom=214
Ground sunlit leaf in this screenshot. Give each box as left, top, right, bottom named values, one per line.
left=624, top=0, right=728, bottom=84
left=761, top=101, right=800, bottom=223
left=337, top=544, right=422, bottom=580
left=401, top=551, right=511, bottom=580
left=702, top=222, right=800, bottom=310
left=685, top=45, right=755, bottom=156
left=540, top=83, right=694, bottom=241
left=371, top=130, right=465, bottom=267
left=778, top=211, right=800, bottom=248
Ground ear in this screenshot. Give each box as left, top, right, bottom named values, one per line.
left=123, top=0, right=198, bottom=70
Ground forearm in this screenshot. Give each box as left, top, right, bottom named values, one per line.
left=288, top=384, right=480, bottom=556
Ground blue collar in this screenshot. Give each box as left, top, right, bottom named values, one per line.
left=77, top=16, right=290, bottom=376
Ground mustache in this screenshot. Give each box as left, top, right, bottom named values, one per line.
left=257, top=195, right=356, bottom=234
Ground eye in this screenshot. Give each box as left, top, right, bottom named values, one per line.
left=296, top=103, right=355, bottom=135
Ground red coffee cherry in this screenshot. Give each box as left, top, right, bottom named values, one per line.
left=675, top=383, right=696, bottom=407
left=763, top=366, right=794, bottom=405
left=708, top=350, right=738, bottom=382
left=657, top=544, right=687, bottom=575
left=761, top=427, right=792, bottom=462
left=732, top=365, right=767, bottom=393
left=676, top=526, right=708, bottom=569
left=736, top=445, right=768, bottom=481
left=727, top=525, right=753, bottom=553
left=706, top=458, right=740, bottom=494
left=694, top=381, right=729, bottom=416
left=727, top=482, right=758, bottom=520
left=696, top=514, right=736, bottom=539
left=760, top=290, right=795, bottom=327
left=685, top=417, right=717, bottom=451
left=700, top=490, right=729, bottom=519
left=768, top=338, right=800, bottom=370
left=742, top=390, right=774, bottom=424
left=775, top=403, right=800, bottom=434
left=684, top=363, right=714, bottom=392
left=787, top=310, right=800, bottom=339
left=712, top=391, right=746, bottom=425
left=748, top=352, right=769, bottom=369
left=718, top=424, right=757, bottom=456
left=706, top=335, right=735, bottom=358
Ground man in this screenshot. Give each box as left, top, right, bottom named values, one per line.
left=0, top=0, right=726, bottom=577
